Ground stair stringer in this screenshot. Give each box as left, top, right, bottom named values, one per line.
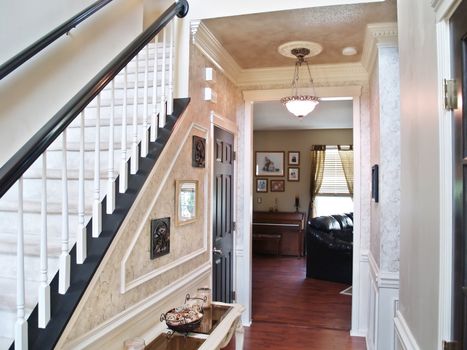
left=55, top=105, right=213, bottom=349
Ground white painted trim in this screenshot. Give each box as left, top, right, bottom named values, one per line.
left=432, top=0, right=462, bottom=21
left=62, top=264, right=211, bottom=349
left=435, top=17, right=455, bottom=350
left=236, top=99, right=253, bottom=326
left=191, top=21, right=242, bottom=84
left=191, top=20, right=369, bottom=89
left=394, top=310, right=421, bottom=350
left=120, top=123, right=209, bottom=293
left=237, top=63, right=368, bottom=89
left=361, top=23, right=398, bottom=74
left=351, top=250, right=370, bottom=337
left=241, top=85, right=365, bottom=332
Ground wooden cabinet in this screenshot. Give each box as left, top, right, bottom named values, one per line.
left=252, top=211, right=305, bottom=256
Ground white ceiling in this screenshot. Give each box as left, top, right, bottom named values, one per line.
left=253, top=100, right=353, bottom=130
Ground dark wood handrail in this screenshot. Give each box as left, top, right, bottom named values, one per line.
left=0, top=0, right=113, bottom=80
left=0, top=0, right=189, bottom=198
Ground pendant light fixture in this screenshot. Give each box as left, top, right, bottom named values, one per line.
left=280, top=46, right=320, bottom=119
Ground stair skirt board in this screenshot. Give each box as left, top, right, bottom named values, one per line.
left=7, top=98, right=189, bottom=350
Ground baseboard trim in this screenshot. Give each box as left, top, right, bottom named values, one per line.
left=394, top=310, right=421, bottom=350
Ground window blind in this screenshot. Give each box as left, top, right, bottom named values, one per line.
left=319, top=147, right=349, bottom=195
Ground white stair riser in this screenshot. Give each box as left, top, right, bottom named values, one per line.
left=0, top=211, right=87, bottom=236
left=1, top=177, right=106, bottom=204
left=65, top=124, right=150, bottom=146
left=26, top=148, right=132, bottom=173
left=0, top=255, right=58, bottom=283
left=0, top=307, right=34, bottom=340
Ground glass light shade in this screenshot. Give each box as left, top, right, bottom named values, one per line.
left=281, top=95, right=319, bottom=118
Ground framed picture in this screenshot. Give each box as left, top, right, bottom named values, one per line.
left=256, top=178, right=268, bottom=192
left=255, top=151, right=285, bottom=176
left=175, top=180, right=199, bottom=226
left=150, top=217, right=170, bottom=260
left=288, top=167, right=300, bottom=181
left=288, top=151, right=300, bottom=165
left=270, top=179, right=285, bottom=192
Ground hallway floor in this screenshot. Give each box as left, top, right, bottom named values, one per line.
left=224, top=256, right=366, bottom=350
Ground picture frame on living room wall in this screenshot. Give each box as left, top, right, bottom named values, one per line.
left=288, top=151, right=300, bottom=165
left=270, top=179, right=285, bottom=192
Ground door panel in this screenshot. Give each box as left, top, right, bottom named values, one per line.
left=212, top=127, right=234, bottom=303
left=451, top=1, right=467, bottom=347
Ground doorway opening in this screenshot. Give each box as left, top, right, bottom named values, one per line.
left=247, top=98, right=359, bottom=347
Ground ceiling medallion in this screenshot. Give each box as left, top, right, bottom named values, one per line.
left=280, top=44, right=320, bottom=119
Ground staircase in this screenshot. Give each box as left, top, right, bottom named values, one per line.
left=0, top=1, right=189, bottom=348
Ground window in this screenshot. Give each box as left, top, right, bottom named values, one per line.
left=315, top=146, right=353, bottom=216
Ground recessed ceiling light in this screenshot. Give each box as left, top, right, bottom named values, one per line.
left=342, top=47, right=357, bottom=56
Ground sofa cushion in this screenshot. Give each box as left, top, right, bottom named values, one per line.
left=332, top=228, right=353, bottom=243
left=308, top=215, right=341, bottom=231
left=332, top=214, right=353, bottom=229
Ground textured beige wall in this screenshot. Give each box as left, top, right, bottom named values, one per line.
left=253, top=129, right=353, bottom=213
left=58, top=43, right=243, bottom=346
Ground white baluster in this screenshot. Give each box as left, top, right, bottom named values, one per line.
left=38, top=153, right=50, bottom=328
left=150, top=35, right=159, bottom=142
left=107, top=80, right=116, bottom=214
left=159, top=28, right=167, bottom=128
left=167, top=20, right=175, bottom=116
left=119, top=67, right=129, bottom=193
left=141, top=45, right=149, bottom=157
left=15, top=177, right=28, bottom=349
left=93, top=94, right=102, bottom=237
left=59, top=131, right=70, bottom=294
left=77, top=112, right=87, bottom=264
left=131, top=54, right=139, bottom=174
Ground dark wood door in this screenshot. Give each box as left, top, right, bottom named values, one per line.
left=212, top=126, right=234, bottom=303
left=451, top=2, right=467, bottom=348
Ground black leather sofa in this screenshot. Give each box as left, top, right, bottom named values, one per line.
left=306, top=213, right=353, bottom=284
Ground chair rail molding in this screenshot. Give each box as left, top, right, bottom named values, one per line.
left=120, top=122, right=209, bottom=293
left=394, top=310, right=422, bottom=350
left=58, top=263, right=211, bottom=349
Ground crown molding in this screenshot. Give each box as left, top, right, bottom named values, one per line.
left=361, top=22, right=398, bottom=75
left=192, top=20, right=370, bottom=90
left=191, top=20, right=242, bottom=84
left=237, top=63, right=368, bottom=90
left=431, top=0, right=461, bottom=21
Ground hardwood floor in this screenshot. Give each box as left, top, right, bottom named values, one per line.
left=224, top=256, right=366, bottom=350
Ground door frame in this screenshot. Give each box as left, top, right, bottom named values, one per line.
left=433, top=0, right=462, bottom=346
left=238, top=85, right=365, bottom=330
left=209, top=111, right=238, bottom=300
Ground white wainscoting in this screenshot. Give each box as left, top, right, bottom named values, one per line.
left=394, top=310, right=421, bottom=350
left=60, top=263, right=211, bottom=349
left=367, top=252, right=400, bottom=350
left=351, top=250, right=370, bottom=337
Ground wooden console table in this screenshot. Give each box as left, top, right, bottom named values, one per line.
left=146, top=302, right=244, bottom=350
left=252, top=211, right=305, bottom=256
